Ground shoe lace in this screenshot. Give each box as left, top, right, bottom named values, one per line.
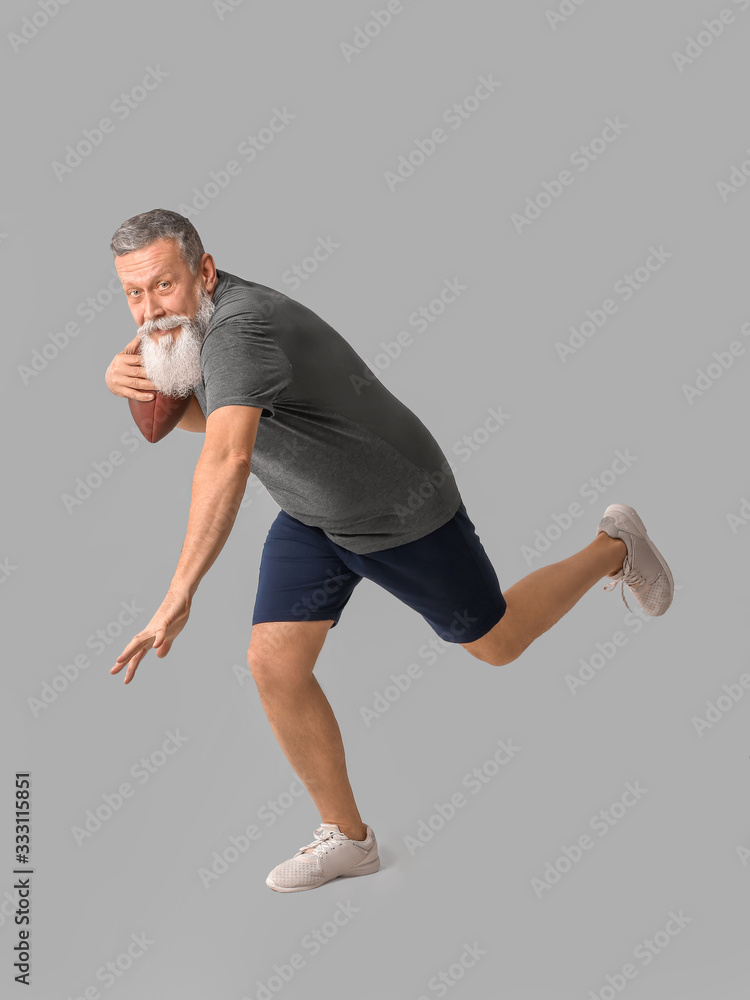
left=602, top=558, right=647, bottom=613
left=297, top=827, right=347, bottom=859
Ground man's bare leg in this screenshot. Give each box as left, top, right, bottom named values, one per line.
left=461, top=531, right=627, bottom=666
left=248, top=536, right=625, bottom=837
left=248, top=619, right=367, bottom=843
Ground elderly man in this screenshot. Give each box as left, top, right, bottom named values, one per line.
left=106, top=208, right=673, bottom=894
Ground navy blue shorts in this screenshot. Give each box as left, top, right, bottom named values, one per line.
left=251, top=501, right=506, bottom=643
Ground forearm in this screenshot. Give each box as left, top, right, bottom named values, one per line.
left=169, top=452, right=250, bottom=600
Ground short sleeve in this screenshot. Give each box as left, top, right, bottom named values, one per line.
left=200, top=317, right=293, bottom=418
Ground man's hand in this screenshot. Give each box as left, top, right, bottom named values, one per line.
left=106, top=334, right=158, bottom=401
left=110, top=590, right=192, bottom=685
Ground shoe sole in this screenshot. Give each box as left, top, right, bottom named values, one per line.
left=265, top=856, right=380, bottom=893
left=602, top=503, right=674, bottom=615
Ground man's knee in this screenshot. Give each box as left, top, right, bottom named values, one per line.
left=460, top=621, right=524, bottom=667
left=247, top=646, right=306, bottom=693
left=465, top=645, right=519, bottom=667
left=246, top=619, right=333, bottom=687
left=246, top=642, right=297, bottom=687
left=246, top=645, right=272, bottom=684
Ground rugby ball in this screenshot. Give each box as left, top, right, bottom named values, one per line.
left=128, top=392, right=191, bottom=443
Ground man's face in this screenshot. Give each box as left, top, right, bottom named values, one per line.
left=116, top=237, right=215, bottom=398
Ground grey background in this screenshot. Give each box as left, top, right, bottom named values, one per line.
left=1, top=1, right=748, bottom=997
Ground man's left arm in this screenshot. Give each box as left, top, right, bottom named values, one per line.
left=111, top=405, right=262, bottom=684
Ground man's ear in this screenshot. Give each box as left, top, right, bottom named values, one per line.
left=200, top=254, right=218, bottom=296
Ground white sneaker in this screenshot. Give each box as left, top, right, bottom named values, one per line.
left=597, top=504, right=674, bottom=616
left=265, top=823, right=380, bottom=893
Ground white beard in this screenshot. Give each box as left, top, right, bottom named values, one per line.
left=137, top=285, right=215, bottom=398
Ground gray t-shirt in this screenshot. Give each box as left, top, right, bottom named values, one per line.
left=192, top=269, right=462, bottom=554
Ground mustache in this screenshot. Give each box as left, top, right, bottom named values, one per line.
left=139, top=315, right=191, bottom=338
left=137, top=285, right=214, bottom=339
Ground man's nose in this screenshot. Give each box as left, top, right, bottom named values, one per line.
left=141, top=291, right=166, bottom=322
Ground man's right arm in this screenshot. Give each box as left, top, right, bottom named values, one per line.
left=177, top=394, right=207, bottom=433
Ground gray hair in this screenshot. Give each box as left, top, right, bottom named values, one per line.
left=109, top=209, right=205, bottom=274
